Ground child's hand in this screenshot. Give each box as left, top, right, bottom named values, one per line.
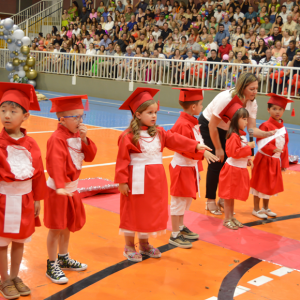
left=281, top=167, right=287, bottom=171
left=34, top=201, right=41, bottom=217
left=247, top=159, right=254, bottom=169
left=248, top=141, right=255, bottom=149
left=56, top=188, right=74, bottom=197
left=79, top=124, right=88, bottom=144
left=204, top=150, right=219, bottom=164
left=118, top=183, right=130, bottom=196
left=197, top=143, right=212, bottom=152
left=273, top=148, right=283, bottom=153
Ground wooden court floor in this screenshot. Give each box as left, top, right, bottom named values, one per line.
left=1, top=115, right=300, bottom=300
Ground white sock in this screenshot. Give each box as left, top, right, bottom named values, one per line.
left=179, top=225, right=184, bottom=231
left=58, top=253, right=68, bottom=257
left=172, top=231, right=180, bottom=238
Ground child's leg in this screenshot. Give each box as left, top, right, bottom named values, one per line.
left=253, top=195, right=261, bottom=211
left=58, top=228, right=70, bottom=255
left=0, top=246, right=9, bottom=281
left=252, top=195, right=268, bottom=218
left=263, top=198, right=270, bottom=210
left=10, top=242, right=24, bottom=279
left=224, top=199, right=238, bottom=229
left=47, top=229, right=61, bottom=261
left=262, top=197, right=277, bottom=217
left=171, top=215, right=180, bottom=236
left=138, top=237, right=161, bottom=258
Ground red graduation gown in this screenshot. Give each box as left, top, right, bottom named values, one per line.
left=218, top=132, right=252, bottom=201
left=169, top=112, right=205, bottom=199
left=250, top=117, right=289, bottom=196
left=0, top=128, right=46, bottom=239
left=114, top=126, right=200, bottom=233
left=44, top=124, right=97, bottom=232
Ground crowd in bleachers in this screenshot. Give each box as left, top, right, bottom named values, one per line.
left=29, top=0, right=300, bottom=91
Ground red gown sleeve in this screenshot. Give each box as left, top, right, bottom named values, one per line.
left=280, top=131, right=289, bottom=169
left=46, top=137, right=68, bottom=189
left=82, top=137, right=97, bottom=162
left=257, top=123, right=277, bottom=156
left=32, top=155, right=47, bottom=201
left=171, top=125, right=205, bottom=160
left=226, top=133, right=252, bottom=158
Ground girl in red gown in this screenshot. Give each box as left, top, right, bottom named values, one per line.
left=218, top=98, right=255, bottom=230
left=115, top=87, right=211, bottom=262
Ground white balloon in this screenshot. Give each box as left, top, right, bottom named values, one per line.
left=18, top=70, right=26, bottom=77
left=28, top=80, right=36, bottom=88
left=12, top=29, right=24, bottom=40
left=10, top=78, right=14, bottom=83
left=12, top=25, right=19, bottom=31
left=21, top=36, right=31, bottom=46
left=3, top=18, right=14, bottom=30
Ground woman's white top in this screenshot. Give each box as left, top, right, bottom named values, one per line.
left=202, top=89, right=258, bottom=131
left=86, top=49, right=96, bottom=56
left=184, top=57, right=195, bottom=68
left=104, top=21, right=114, bottom=31
left=283, top=37, right=291, bottom=47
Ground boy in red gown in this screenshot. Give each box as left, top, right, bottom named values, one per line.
left=44, top=95, right=97, bottom=284
left=250, top=94, right=293, bottom=219
left=0, top=83, right=46, bottom=299
left=169, top=88, right=219, bottom=248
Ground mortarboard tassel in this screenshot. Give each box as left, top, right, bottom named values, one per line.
left=291, top=108, right=295, bottom=117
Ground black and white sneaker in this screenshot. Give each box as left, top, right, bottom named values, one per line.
left=180, top=225, right=199, bottom=240
left=58, top=253, right=88, bottom=271
left=169, top=234, right=192, bottom=249
left=46, top=259, right=68, bottom=284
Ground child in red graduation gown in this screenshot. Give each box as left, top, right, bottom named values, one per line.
left=0, top=83, right=46, bottom=299
left=218, top=97, right=255, bottom=230
left=169, top=88, right=219, bottom=249
left=115, top=87, right=211, bottom=262
left=250, top=94, right=292, bottom=219
left=44, top=95, right=97, bottom=284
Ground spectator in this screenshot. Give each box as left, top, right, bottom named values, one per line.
left=152, top=25, right=161, bottom=42
left=268, top=0, right=280, bottom=14
left=180, top=17, right=192, bottom=33
left=99, top=34, right=112, bottom=50
left=205, top=49, right=221, bottom=85
left=105, top=43, right=116, bottom=55
left=116, top=1, right=125, bottom=14
left=161, top=23, right=173, bottom=42
left=53, top=34, right=63, bottom=46
left=218, top=38, right=232, bottom=58
left=163, top=36, right=176, bottom=58
left=127, top=15, right=137, bottom=31
left=93, top=34, right=101, bottom=51
left=248, top=42, right=257, bottom=59
left=155, top=0, right=164, bottom=11
left=283, top=0, right=294, bottom=13
left=253, top=38, right=268, bottom=63
left=116, top=33, right=128, bottom=53
left=147, top=0, right=155, bottom=12
left=95, top=24, right=105, bottom=39
left=231, top=25, right=244, bottom=46
left=73, top=24, right=81, bottom=36
left=232, top=51, right=244, bottom=75
left=89, top=8, right=97, bottom=19
left=147, top=34, right=156, bottom=53
left=134, top=0, right=148, bottom=14
left=295, top=17, right=300, bottom=38
left=270, top=16, right=283, bottom=35
left=145, top=13, right=156, bottom=27
left=282, top=29, right=294, bottom=48
left=279, top=6, right=288, bottom=24
left=125, top=7, right=134, bottom=22
left=214, top=5, right=223, bottom=23
left=102, top=7, right=110, bottom=22
left=282, top=15, right=297, bottom=35
left=83, top=33, right=94, bottom=48
left=272, top=41, right=286, bottom=60
left=156, top=13, right=165, bottom=29
left=271, top=26, right=283, bottom=43
left=186, top=36, right=200, bottom=58
left=234, top=6, right=244, bottom=22
left=136, top=32, right=147, bottom=52
left=233, top=38, right=247, bottom=57
left=206, top=34, right=218, bottom=58
left=222, top=15, right=231, bottom=32
left=258, top=6, right=268, bottom=24
left=261, top=16, right=272, bottom=35
left=244, top=6, right=258, bottom=21
left=80, top=7, right=89, bottom=24
left=131, top=24, right=140, bottom=40
left=256, top=49, right=277, bottom=92
left=182, top=49, right=195, bottom=86
left=256, top=28, right=268, bottom=46
left=155, top=36, right=164, bottom=51
left=80, top=24, right=89, bottom=39
left=178, top=36, right=188, bottom=56
left=214, top=24, right=230, bottom=46
left=117, top=46, right=135, bottom=80
left=269, top=5, right=278, bottom=24
left=287, top=40, right=298, bottom=61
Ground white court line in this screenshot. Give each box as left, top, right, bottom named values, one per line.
left=44, top=155, right=174, bottom=173
left=233, top=286, right=251, bottom=297
left=205, top=297, right=218, bottom=300
left=270, top=267, right=294, bottom=277
left=248, top=276, right=273, bottom=286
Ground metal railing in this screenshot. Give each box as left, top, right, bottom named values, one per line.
left=18, top=0, right=63, bottom=39
left=1, top=48, right=299, bottom=101
left=10, top=0, right=54, bottom=25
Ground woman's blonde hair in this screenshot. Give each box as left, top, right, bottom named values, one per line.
left=231, top=73, right=258, bottom=99
left=127, top=100, right=159, bottom=145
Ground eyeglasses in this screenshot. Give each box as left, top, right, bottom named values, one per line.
left=59, top=114, right=86, bottom=121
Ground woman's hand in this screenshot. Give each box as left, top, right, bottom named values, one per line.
left=247, top=159, right=254, bottom=169
left=204, top=150, right=220, bottom=164
left=118, top=183, right=130, bottom=196
left=215, top=148, right=225, bottom=163
left=34, top=201, right=41, bottom=217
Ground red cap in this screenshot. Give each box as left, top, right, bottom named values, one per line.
left=172, top=88, right=213, bottom=101
left=49, top=95, right=89, bottom=113
left=119, top=88, right=159, bottom=114
left=0, top=82, right=40, bottom=111
left=267, top=93, right=294, bottom=109
left=219, top=95, right=243, bottom=123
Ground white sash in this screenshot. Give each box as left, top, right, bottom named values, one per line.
left=257, top=127, right=286, bottom=159
left=47, top=177, right=79, bottom=193
left=129, top=153, right=163, bottom=195
left=0, top=180, right=32, bottom=234
left=226, top=157, right=248, bottom=168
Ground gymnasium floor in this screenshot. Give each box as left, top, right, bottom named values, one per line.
left=2, top=90, right=300, bottom=300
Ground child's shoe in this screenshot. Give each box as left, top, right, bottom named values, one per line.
left=232, top=218, right=244, bottom=228
left=123, top=247, right=143, bottom=262
left=139, top=243, right=161, bottom=258
left=261, top=208, right=277, bottom=217
left=11, top=277, right=30, bottom=296
left=180, top=225, right=199, bottom=239
left=169, top=234, right=192, bottom=248
left=58, top=253, right=88, bottom=271
left=252, top=209, right=268, bottom=219
left=0, top=280, right=20, bottom=299
left=46, top=259, right=69, bottom=284
left=223, top=219, right=239, bottom=230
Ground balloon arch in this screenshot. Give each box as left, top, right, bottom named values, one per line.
left=0, top=18, right=38, bottom=87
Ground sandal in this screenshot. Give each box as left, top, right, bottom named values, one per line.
left=123, top=247, right=142, bottom=262
left=217, top=199, right=236, bottom=214
left=223, top=219, right=239, bottom=230
left=139, top=243, right=161, bottom=258
left=232, top=218, right=244, bottom=228
left=205, top=202, right=222, bottom=215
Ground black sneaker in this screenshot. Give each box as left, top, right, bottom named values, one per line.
left=46, top=259, right=68, bottom=284
left=169, top=234, right=192, bottom=249
left=58, top=253, right=88, bottom=271
left=180, top=226, right=199, bottom=240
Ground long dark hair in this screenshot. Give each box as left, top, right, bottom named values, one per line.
left=227, top=108, right=249, bottom=140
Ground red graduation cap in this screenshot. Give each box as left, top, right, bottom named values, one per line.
left=219, top=95, right=243, bottom=123
left=0, top=82, right=40, bottom=111
left=172, top=88, right=213, bottom=101
left=49, top=95, right=89, bottom=113
left=119, top=87, right=159, bottom=114
left=266, top=93, right=294, bottom=109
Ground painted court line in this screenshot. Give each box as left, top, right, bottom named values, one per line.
left=233, top=286, right=251, bottom=297
left=248, top=276, right=273, bottom=286
left=205, top=297, right=218, bottom=300
left=270, top=267, right=294, bottom=277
